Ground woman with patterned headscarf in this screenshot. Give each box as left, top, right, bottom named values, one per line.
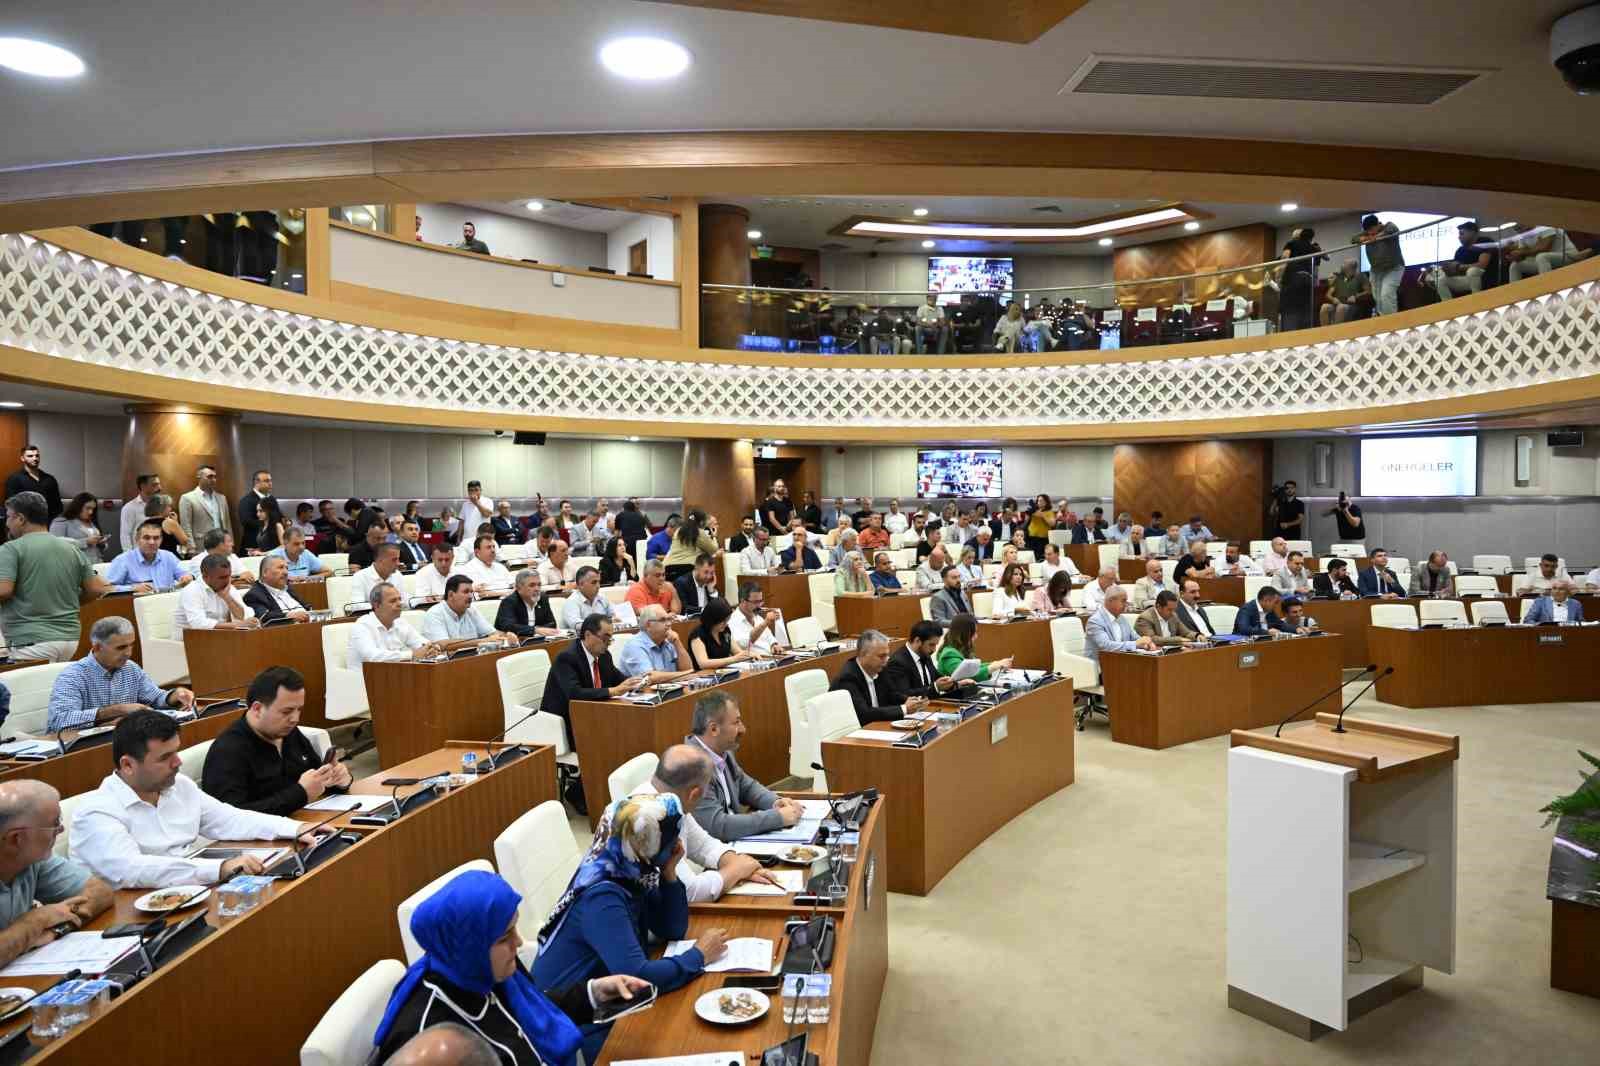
left=533, top=793, right=729, bottom=1060
left=371, top=869, right=647, bottom=1064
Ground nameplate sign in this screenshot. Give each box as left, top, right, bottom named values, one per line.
left=1238, top=651, right=1260, bottom=669
left=1136, top=307, right=1158, bottom=322
left=1103, top=309, right=1123, bottom=323
left=1538, top=634, right=1565, bottom=645
left=990, top=714, right=1009, bottom=745
left=1206, top=299, right=1229, bottom=311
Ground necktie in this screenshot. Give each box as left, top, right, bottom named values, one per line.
left=919, top=656, right=931, bottom=687
left=1133, top=541, right=1141, bottom=555
left=592, top=658, right=601, bottom=688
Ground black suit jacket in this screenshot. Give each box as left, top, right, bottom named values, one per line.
left=1071, top=523, right=1106, bottom=544
left=673, top=573, right=720, bottom=616
left=880, top=645, right=943, bottom=704
left=490, top=516, right=523, bottom=545
left=242, top=581, right=308, bottom=624
left=237, top=492, right=274, bottom=552
left=347, top=540, right=379, bottom=570
left=970, top=539, right=997, bottom=561
left=830, top=657, right=904, bottom=725
left=1312, top=572, right=1359, bottom=598
left=395, top=539, right=429, bottom=569
left=1175, top=600, right=1215, bottom=638
left=541, top=642, right=623, bottom=747
left=494, top=592, right=556, bottom=637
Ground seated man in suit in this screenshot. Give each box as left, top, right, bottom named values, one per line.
left=392, top=520, right=429, bottom=570
left=1084, top=586, right=1157, bottom=674
left=673, top=553, right=721, bottom=616
left=829, top=629, right=929, bottom=725
left=779, top=528, right=821, bottom=572
left=869, top=551, right=903, bottom=593
left=1134, top=590, right=1201, bottom=646
left=540, top=613, right=646, bottom=752
left=489, top=501, right=523, bottom=546
left=1233, top=586, right=1293, bottom=636
left=970, top=526, right=997, bottom=561
left=1175, top=579, right=1218, bottom=639
left=915, top=546, right=950, bottom=590
left=495, top=569, right=562, bottom=639
left=1119, top=524, right=1148, bottom=558
left=1071, top=514, right=1107, bottom=544
left=1523, top=579, right=1585, bottom=624
left=685, top=691, right=802, bottom=842
left=929, top=565, right=973, bottom=627
left=242, top=555, right=310, bottom=624
left=1356, top=547, right=1405, bottom=598
left=1132, top=559, right=1170, bottom=610
left=881, top=620, right=960, bottom=703
left=1312, top=557, right=1360, bottom=599
left=1271, top=551, right=1314, bottom=597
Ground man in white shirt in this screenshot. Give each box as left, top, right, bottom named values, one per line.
left=175, top=554, right=256, bottom=630
left=349, top=585, right=442, bottom=667
left=1527, top=553, right=1571, bottom=593
left=458, top=534, right=513, bottom=591
left=67, top=710, right=310, bottom=888
left=183, top=528, right=256, bottom=582
left=119, top=473, right=163, bottom=553
left=1040, top=542, right=1079, bottom=580
left=739, top=527, right=779, bottom=574
left=631, top=746, right=772, bottom=902
left=421, top=575, right=512, bottom=648
left=1216, top=543, right=1261, bottom=576
left=1583, top=564, right=1600, bottom=591
left=561, top=566, right=615, bottom=631
left=1081, top=567, right=1119, bottom=613
left=1260, top=536, right=1290, bottom=575
left=413, top=542, right=458, bottom=601
left=728, top=582, right=785, bottom=654
left=1272, top=551, right=1314, bottom=596
left=455, top=480, right=494, bottom=546
left=539, top=540, right=579, bottom=589
left=883, top=499, right=909, bottom=536
left=350, top=543, right=405, bottom=608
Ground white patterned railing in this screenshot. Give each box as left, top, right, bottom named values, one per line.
left=4, top=233, right=1599, bottom=429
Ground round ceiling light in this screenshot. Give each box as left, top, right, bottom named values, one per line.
left=0, top=38, right=85, bottom=78
left=747, top=229, right=762, bottom=240
left=526, top=200, right=544, bottom=212
left=1280, top=202, right=1299, bottom=212
left=1184, top=221, right=1201, bottom=231
left=912, top=208, right=930, bottom=217
left=921, top=240, right=935, bottom=249
left=599, top=37, right=691, bottom=80
left=0, top=401, right=23, bottom=409
left=1098, top=237, right=1113, bottom=247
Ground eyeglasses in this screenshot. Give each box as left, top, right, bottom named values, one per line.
left=14, top=822, right=64, bottom=837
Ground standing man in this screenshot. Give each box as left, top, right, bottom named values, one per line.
left=3, top=445, right=62, bottom=524
left=120, top=473, right=163, bottom=553
left=1269, top=481, right=1305, bottom=541
left=456, top=481, right=495, bottom=547
left=178, top=464, right=231, bottom=548
left=0, top=780, right=114, bottom=967
left=1322, top=492, right=1365, bottom=544
left=454, top=221, right=490, bottom=255
left=1356, top=214, right=1404, bottom=316
left=0, top=491, right=106, bottom=662
left=236, top=469, right=275, bottom=552
left=686, top=692, right=803, bottom=841
left=761, top=480, right=793, bottom=536
left=200, top=666, right=351, bottom=816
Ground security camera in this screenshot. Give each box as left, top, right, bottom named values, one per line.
left=1552, top=4, right=1600, bottom=94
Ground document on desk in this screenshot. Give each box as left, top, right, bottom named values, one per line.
left=613, top=1055, right=746, bottom=1066
left=0, top=737, right=58, bottom=758
left=664, top=937, right=774, bottom=973
left=725, top=869, right=805, bottom=896
left=843, top=729, right=898, bottom=742
left=0, top=932, right=135, bottom=977
left=739, top=817, right=823, bottom=845
left=795, top=799, right=833, bottom=820
left=304, top=794, right=394, bottom=813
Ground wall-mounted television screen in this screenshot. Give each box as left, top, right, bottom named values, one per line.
left=1358, top=434, right=1477, bottom=497
left=927, top=257, right=1014, bottom=306
left=917, top=449, right=1003, bottom=499
left=1358, top=212, right=1475, bottom=270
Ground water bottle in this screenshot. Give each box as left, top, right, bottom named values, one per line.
left=460, top=751, right=478, bottom=776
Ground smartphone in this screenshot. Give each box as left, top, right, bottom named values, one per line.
left=322, top=746, right=340, bottom=767
left=761, top=1033, right=809, bottom=1066
left=102, top=923, right=153, bottom=938
left=380, top=777, right=421, bottom=787
left=723, top=973, right=783, bottom=992
left=590, top=983, right=657, bottom=1025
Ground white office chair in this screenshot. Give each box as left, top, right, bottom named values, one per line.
left=1203, top=604, right=1239, bottom=633
left=1116, top=583, right=1139, bottom=605
left=321, top=624, right=370, bottom=724
left=773, top=534, right=794, bottom=553
left=1520, top=598, right=1539, bottom=623
left=92, top=561, right=112, bottom=579
left=398, top=572, right=418, bottom=598
left=1331, top=543, right=1365, bottom=558
left=493, top=649, right=579, bottom=800
left=56, top=791, right=89, bottom=859
left=633, top=539, right=649, bottom=568
left=177, top=739, right=213, bottom=782
left=299, top=959, right=408, bottom=1066
left=1286, top=540, right=1313, bottom=556
left=1016, top=550, right=1036, bottom=565
left=783, top=668, right=830, bottom=779
left=892, top=547, right=917, bottom=570
left=1386, top=556, right=1411, bottom=573
left=399, top=609, right=429, bottom=632
left=1370, top=604, right=1419, bottom=628
left=786, top=616, right=824, bottom=648
left=1470, top=600, right=1510, bottom=626
left=319, top=553, right=350, bottom=574
left=494, top=801, right=582, bottom=951
left=608, top=753, right=659, bottom=804
left=324, top=575, right=357, bottom=617
left=1205, top=542, right=1227, bottom=558
left=1068, top=587, right=1087, bottom=609
left=806, top=571, right=837, bottom=634
left=499, top=543, right=528, bottom=564
left=967, top=590, right=992, bottom=619
left=0, top=661, right=72, bottom=734
left=1159, top=559, right=1179, bottom=584
left=1049, top=616, right=1104, bottom=730
left=1510, top=573, right=1536, bottom=595
left=131, top=591, right=189, bottom=686
left=1248, top=540, right=1272, bottom=558
left=397, top=860, right=496, bottom=963
left=547, top=596, right=568, bottom=626
left=1419, top=600, right=1468, bottom=626
left=895, top=569, right=917, bottom=588
left=233, top=555, right=263, bottom=579
left=1048, top=530, right=1073, bottom=547
left=806, top=690, right=862, bottom=792
left=919, top=596, right=934, bottom=621
left=472, top=598, right=501, bottom=628
left=1472, top=554, right=1512, bottom=575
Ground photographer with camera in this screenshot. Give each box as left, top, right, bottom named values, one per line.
left=1322, top=492, right=1364, bottom=543
left=1267, top=480, right=1305, bottom=540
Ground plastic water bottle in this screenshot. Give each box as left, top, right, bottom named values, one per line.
left=460, top=751, right=478, bottom=776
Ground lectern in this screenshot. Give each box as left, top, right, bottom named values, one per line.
left=1225, top=714, right=1459, bottom=1039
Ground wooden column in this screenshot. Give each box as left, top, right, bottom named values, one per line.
left=304, top=207, right=332, bottom=300
left=681, top=439, right=755, bottom=535
left=698, top=203, right=751, bottom=350
left=121, top=405, right=245, bottom=508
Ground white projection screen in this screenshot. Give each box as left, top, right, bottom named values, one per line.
left=1359, top=435, right=1478, bottom=497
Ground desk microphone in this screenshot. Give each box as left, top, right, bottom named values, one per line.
left=1331, top=667, right=1392, bottom=733
left=1273, top=664, right=1375, bottom=737
left=476, top=707, right=540, bottom=773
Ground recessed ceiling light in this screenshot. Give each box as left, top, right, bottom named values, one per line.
left=1280, top=202, right=1299, bottom=212
left=599, top=36, right=690, bottom=80
left=773, top=439, right=788, bottom=445
left=912, top=208, right=929, bottom=217
left=0, top=401, right=23, bottom=409
left=1098, top=237, right=1113, bottom=247
left=627, top=435, right=640, bottom=442
left=921, top=240, right=935, bottom=249
left=0, top=38, right=86, bottom=79
left=526, top=200, right=544, bottom=212
left=1184, top=221, right=1200, bottom=231
left=747, top=229, right=762, bottom=240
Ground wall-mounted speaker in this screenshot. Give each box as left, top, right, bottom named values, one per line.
left=1515, top=434, right=1533, bottom=485
left=1547, top=429, right=1585, bottom=448
left=512, top=431, right=547, bottom=446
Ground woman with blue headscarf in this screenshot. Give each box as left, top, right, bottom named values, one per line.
left=372, top=869, right=648, bottom=1065
left=534, top=793, right=730, bottom=1061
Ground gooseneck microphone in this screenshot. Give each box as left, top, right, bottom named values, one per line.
left=1331, top=666, right=1393, bottom=733
left=1274, top=664, right=1376, bottom=737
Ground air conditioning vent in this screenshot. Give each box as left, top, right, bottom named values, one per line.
left=1061, top=54, right=1484, bottom=105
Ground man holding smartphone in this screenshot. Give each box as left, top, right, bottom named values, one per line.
left=200, top=666, right=351, bottom=816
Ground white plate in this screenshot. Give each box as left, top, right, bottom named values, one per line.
left=890, top=719, right=921, bottom=730
left=777, top=845, right=828, bottom=866
left=0, top=987, right=34, bottom=1021
left=694, top=987, right=769, bottom=1025
left=134, top=885, right=211, bottom=913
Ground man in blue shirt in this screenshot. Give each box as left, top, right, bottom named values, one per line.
left=617, top=605, right=692, bottom=683
left=646, top=515, right=680, bottom=560
left=869, top=551, right=902, bottom=592
left=104, top=520, right=193, bottom=592
left=1234, top=587, right=1293, bottom=637
left=47, top=615, right=193, bottom=732
left=266, top=526, right=324, bottom=578
left=1433, top=220, right=1503, bottom=301
left=1176, top=516, right=1216, bottom=553
left=0, top=779, right=114, bottom=966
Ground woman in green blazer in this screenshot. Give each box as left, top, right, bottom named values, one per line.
left=934, top=612, right=1012, bottom=681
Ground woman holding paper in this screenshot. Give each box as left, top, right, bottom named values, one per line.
left=534, top=794, right=727, bottom=1062
left=935, top=613, right=1013, bottom=682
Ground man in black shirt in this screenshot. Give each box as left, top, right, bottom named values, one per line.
left=727, top=515, right=757, bottom=554
left=347, top=522, right=387, bottom=570
left=760, top=479, right=793, bottom=534
left=614, top=498, right=651, bottom=547
left=200, top=666, right=350, bottom=816
left=1323, top=493, right=1365, bottom=542
left=851, top=496, right=875, bottom=530
left=1270, top=480, right=1306, bottom=540
left=3, top=444, right=62, bottom=523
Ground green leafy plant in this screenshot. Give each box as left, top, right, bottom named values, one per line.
left=1541, top=751, right=1600, bottom=845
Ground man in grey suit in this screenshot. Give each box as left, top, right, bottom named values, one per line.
left=915, top=545, right=949, bottom=590
left=1133, top=590, right=1201, bottom=646
left=177, top=465, right=231, bottom=547
left=686, top=690, right=804, bottom=842
left=1084, top=586, right=1157, bottom=672
left=1522, top=580, right=1585, bottom=624
left=929, top=565, right=973, bottom=627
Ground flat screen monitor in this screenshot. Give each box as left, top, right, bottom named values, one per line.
left=927, top=257, right=1013, bottom=306
left=1358, top=435, right=1477, bottom=497
left=917, top=449, right=1003, bottom=499
left=1358, top=212, right=1475, bottom=270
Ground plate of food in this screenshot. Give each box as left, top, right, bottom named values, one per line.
left=777, top=844, right=828, bottom=865
left=890, top=719, right=922, bottom=730
left=134, top=885, right=211, bottom=913
left=0, top=988, right=34, bottom=1021
left=695, top=987, right=769, bottom=1025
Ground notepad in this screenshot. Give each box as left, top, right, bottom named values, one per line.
left=664, top=937, right=774, bottom=973
left=613, top=1055, right=745, bottom=1066
left=725, top=869, right=805, bottom=896
left=304, top=794, right=393, bottom=813
left=0, top=738, right=57, bottom=758
left=0, top=932, right=135, bottom=977
left=843, top=729, right=897, bottom=742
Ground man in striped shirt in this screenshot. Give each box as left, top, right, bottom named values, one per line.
left=46, top=616, right=193, bottom=733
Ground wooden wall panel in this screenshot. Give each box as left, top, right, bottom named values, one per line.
left=1114, top=440, right=1271, bottom=544
left=0, top=413, right=26, bottom=477
left=1112, top=224, right=1278, bottom=307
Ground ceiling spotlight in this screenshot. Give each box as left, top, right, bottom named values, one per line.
left=1280, top=202, right=1299, bottom=212
left=772, top=439, right=788, bottom=445
left=747, top=229, right=762, bottom=240
left=526, top=200, right=544, bottom=212
left=627, top=435, right=640, bottom=442
left=599, top=36, right=691, bottom=80
left=912, top=208, right=929, bottom=217
left=1098, top=237, right=1113, bottom=247
left=1184, top=221, right=1200, bottom=231
left=0, top=38, right=86, bottom=78
left=921, top=240, right=935, bottom=249
left=0, top=401, right=22, bottom=409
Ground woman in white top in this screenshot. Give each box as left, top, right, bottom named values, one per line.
left=1040, top=542, right=1080, bottom=580
left=956, top=545, right=985, bottom=586
left=990, top=562, right=1032, bottom=618
left=993, top=302, right=1026, bottom=352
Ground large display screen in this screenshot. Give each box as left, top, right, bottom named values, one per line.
left=1358, top=212, right=1475, bottom=269
left=927, top=257, right=1014, bottom=306
left=1359, top=435, right=1477, bottom=497
left=917, top=449, right=1003, bottom=499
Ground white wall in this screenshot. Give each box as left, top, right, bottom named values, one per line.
left=819, top=252, right=1114, bottom=306
left=24, top=412, right=125, bottom=501
left=605, top=214, right=676, bottom=280
left=821, top=444, right=1114, bottom=505
left=417, top=203, right=607, bottom=268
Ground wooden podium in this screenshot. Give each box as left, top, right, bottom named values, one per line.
left=1226, top=715, right=1459, bottom=1039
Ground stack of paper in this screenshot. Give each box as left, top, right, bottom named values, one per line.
left=0, top=933, right=135, bottom=977
left=0, top=738, right=58, bottom=758
left=305, top=794, right=394, bottom=813
left=613, top=1055, right=746, bottom=1066
left=725, top=869, right=805, bottom=896
left=663, top=937, right=773, bottom=973
left=842, top=729, right=897, bottom=742
left=740, top=817, right=822, bottom=845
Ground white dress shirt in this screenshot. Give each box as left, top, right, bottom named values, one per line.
left=1217, top=555, right=1262, bottom=575
left=350, top=565, right=403, bottom=608
left=68, top=772, right=302, bottom=888
left=539, top=559, right=579, bottom=587
left=174, top=580, right=248, bottom=630
left=1041, top=558, right=1080, bottom=580
left=739, top=545, right=778, bottom=573
left=412, top=563, right=456, bottom=601
left=456, top=496, right=496, bottom=539
left=632, top=779, right=731, bottom=903
left=992, top=588, right=1030, bottom=618
left=184, top=551, right=246, bottom=576
left=259, top=582, right=305, bottom=615
left=460, top=557, right=514, bottom=590
left=348, top=612, right=425, bottom=667
left=561, top=592, right=613, bottom=631
left=1272, top=566, right=1313, bottom=595
left=421, top=601, right=493, bottom=642
left=884, top=512, right=908, bottom=535
left=728, top=606, right=784, bottom=653
left=1551, top=599, right=1572, bottom=623
left=1082, top=581, right=1114, bottom=613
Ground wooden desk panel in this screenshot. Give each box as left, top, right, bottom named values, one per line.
left=293, top=577, right=330, bottom=611
left=1370, top=624, right=1600, bottom=708
left=1194, top=576, right=1246, bottom=605
left=972, top=617, right=1054, bottom=670
left=833, top=592, right=929, bottom=638
left=1099, top=635, right=1343, bottom=749
left=1061, top=544, right=1103, bottom=575
left=571, top=650, right=854, bottom=820
left=745, top=571, right=814, bottom=626
left=823, top=680, right=1075, bottom=895
left=0, top=708, right=243, bottom=798
left=183, top=618, right=353, bottom=726
left=33, top=744, right=554, bottom=1064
